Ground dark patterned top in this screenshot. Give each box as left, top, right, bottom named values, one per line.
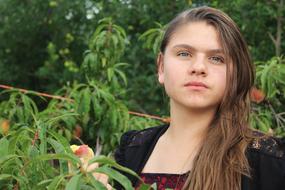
left=114, top=124, right=285, bottom=190
left=135, top=171, right=190, bottom=190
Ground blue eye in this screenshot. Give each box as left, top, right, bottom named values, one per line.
left=177, top=51, right=190, bottom=57
left=209, top=56, right=224, bottom=64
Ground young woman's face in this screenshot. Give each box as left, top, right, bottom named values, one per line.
left=158, top=21, right=227, bottom=111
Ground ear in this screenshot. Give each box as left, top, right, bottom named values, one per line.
left=157, top=52, right=164, bottom=84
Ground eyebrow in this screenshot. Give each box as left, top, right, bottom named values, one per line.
left=172, top=44, right=224, bottom=54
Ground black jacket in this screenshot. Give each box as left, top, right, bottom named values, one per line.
left=114, top=124, right=285, bottom=190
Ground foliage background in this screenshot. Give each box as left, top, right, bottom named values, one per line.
left=1, top=0, right=284, bottom=114
left=0, top=0, right=285, bottom=189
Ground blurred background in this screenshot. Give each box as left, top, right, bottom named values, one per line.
left=0, top=0, right=283, bottom=112
left=0, top=0, right=284, bottom=153
left=0, top=1, right=285, bottom=189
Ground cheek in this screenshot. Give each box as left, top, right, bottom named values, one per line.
left=160, top=62, right=183, bottom=95
left=163, top=62, right=185, bottom=85
left=214, top=68, right=227, bottom=92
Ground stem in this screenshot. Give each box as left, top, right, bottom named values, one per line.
left=0, top=83, right=170, bottom=122
left=267, top=101, right=285, bottom=128
left=95, top=137, right=102, bottom=156
left=74, top=136, right=85, bottom=145
left=268, top=0, right=284, bottom=56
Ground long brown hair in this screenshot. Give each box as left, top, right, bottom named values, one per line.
left=160, top=7, right=255, bottom=190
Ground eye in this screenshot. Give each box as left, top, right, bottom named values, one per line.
left=209, top=56, right=224, bottom=64
left=177, top=51, right=191, bottom=57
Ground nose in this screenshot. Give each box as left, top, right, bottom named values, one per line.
left=187, top=55, right=207, bottom=76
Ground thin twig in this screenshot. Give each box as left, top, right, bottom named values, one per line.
left=95, top=137, right=102, bottom=156
left=266, top=101, right=285, bottom=128
left=0, top=84, right=170, bottom=123
left=0, top=84, right=73, bottom=102
left=73, top=136, right=85, bottom=145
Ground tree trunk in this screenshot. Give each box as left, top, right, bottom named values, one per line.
left=268, top=0, right=283, bottom=56
left=276, top=0, right=283, bottom=56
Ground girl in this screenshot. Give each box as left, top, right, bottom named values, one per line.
left=114, top=6, right=285, bottom=190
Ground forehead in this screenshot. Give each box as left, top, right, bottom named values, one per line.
left=166, top=21, right=223, bottom=53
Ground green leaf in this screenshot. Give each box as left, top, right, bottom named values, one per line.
left=64, top=129, right=72, bottom=141
left=8, top=128, right=23, bottom=153
left=78, top=87, right=91, bottom=116
left=92, top=96, right=103, bottom=119
left=21, top=94, right=32, bottom=121
left=260, top=64, right=270, bottom=93
left=137, top=183, right=152, bottom=190
left=114, top=62, right=129, bottom=68
left=37, top=179, right=52, bottom=186
left=47, top=175, right=66, bottom=190
left=110, top=107, right=118, bottom=128
left=113, top=24, right=127, bottom=38
left=139, top=28, right=159, bottom=40
left=88, top=156, right=139, bottom=178
left=65, top=174, right=81, bottom=190
left=107, top=67, right=114, bottom=82
left=153, top=35, right=161, bottom=54
left=111, top=35, right=119, bottom=48
left=24, top=93, right=40, bottom=113
left=0, top=155, right=19, bottom=167
left=48, top=130, right=73, bottom=153
left=0, top=174, right=12, bottom=180
left=47, top=138, right=68, bottom=174
left=0, top=137, right=9, bottom=156
left=114, top=68, right=128, bottom=86
left=93, top=165, right=133, bottom=190
left=102, top=57, right=107, bottom=67
left=28, top=145, right=39, bottom=157
left=0, top=174, right=25, bottom=185
left=88, top=173, right=108, bottom=190
left=151, top=183, right=157, bottom=190
left=94, top=23, right=108, bottom=36
left=255, top=116, right=269, bottom=132
left=36, top=153, right=80, bottom=165
left=39, top=124, right=47, bottom=154
left=46, top=112, right=78, bottom=126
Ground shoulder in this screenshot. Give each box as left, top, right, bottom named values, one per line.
left=247, top=131, right=285, bottom=159
left=119, top=124, right=168, bottom=147
left=246, top=131, right=285, bottom=188
left=122, top=125, right=167, bottom=146
left=114, top=124, right=168, bottom=164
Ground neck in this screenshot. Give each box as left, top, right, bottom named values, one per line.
left=165, top=99, right=217, bottom=144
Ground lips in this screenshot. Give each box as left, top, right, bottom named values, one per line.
left=184, top=81, right=208, bottom=89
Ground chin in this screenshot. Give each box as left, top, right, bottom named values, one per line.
left=170, top=94, right=219, bottom=110
left=176, top=100, right=214, bottom=110
left=186, top=104, right=213, bottom=110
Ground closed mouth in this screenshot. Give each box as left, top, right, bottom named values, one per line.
left=184, top=81, right=208, bottom=88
